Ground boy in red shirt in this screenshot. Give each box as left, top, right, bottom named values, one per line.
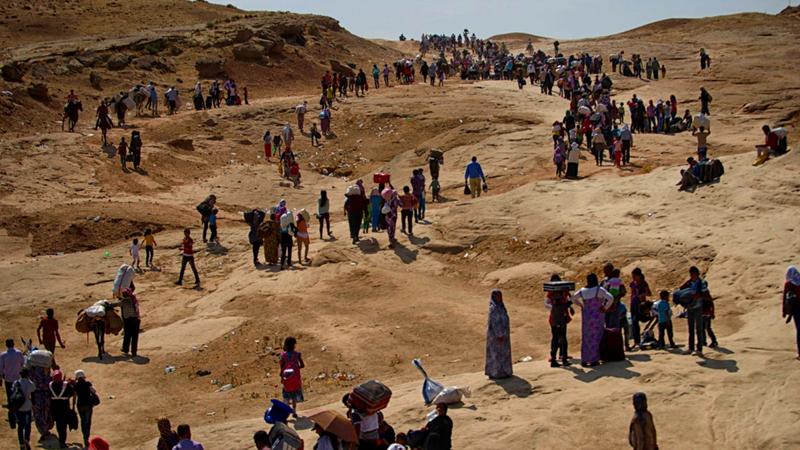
left=37, top=308, right=65, bottom=353
left=399, top=186, right=418, bottom=235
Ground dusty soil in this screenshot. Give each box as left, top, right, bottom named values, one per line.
left=1, top=3, right=800, bottom=450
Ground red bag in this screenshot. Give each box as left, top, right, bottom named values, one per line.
left=373, top=172, right=390, bottom=184
left=280, top=352, right=302, bottom=392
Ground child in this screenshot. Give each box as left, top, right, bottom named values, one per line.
left=176, top=228, right=200, bottom=287
left=143, top=228, right=157, bottom=268
left=130, top=238, right=141, bottom=271
left=272, top=134, right=282, bottom=159
left=310, top=122, right=321, bottom=147
left=37, top=308, right=65, bottom=353
left=702, top=280, right=718, bottom=348
left=629, top=392, right=658, bottom=450
left=545, top=274, right=574, bottom=367
left=209, top=208, right=219, bottom=244
left=430, top=178, right=441, bottom=203
left=295, top=212, right=310, bottom=264
left=614, top=138, right=623, bottom=168
left=654, top=290, right=676, bottom=348
left=606, top=269, right=624, bottom=299
left=362, top=201, right=371, bottom=234
left=262, top=130, right=272, bottom=161
left=118, top=137, right=128, bottom=169
left=289, top=160, right=301, bottom=188
left=279, top=337, right=305, bottom=417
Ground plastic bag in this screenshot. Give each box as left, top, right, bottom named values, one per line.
left=431, top=386, right=471, bottom=405
left=412, top=359, right=444, bottom=405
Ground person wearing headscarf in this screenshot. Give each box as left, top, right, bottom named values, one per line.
left=571, top=273, right=614, bottom=366
left=628, top=392, right=657, bottom=450
left=369, top=186, right=383, bottom=232
left=156, top=417, right=180, bottom=450
left=485, top=289, right=512, bottom=379
left=783, top=266, right=800, bottom=360
left=381, top=187, right=400, bottom=248
left=110, top=288, right=140, bottom=357
left=49, top=370, right=74, bottom=448
left=259, top=210, right=281, bottom=266
left=73, top=369, right=96, bottom=448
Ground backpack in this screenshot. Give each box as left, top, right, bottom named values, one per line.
left=9, top=380, right=25, bottom=412
left=280, top=352, right=302, bottom=392
left=785, top=290, right=798, bottom=315
left=196, top=202, right=212, bottom=216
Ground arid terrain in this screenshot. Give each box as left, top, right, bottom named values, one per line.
left=1, top=2, right=800, bottom=449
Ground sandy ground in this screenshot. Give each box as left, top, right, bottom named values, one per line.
left=1, top=5, right=800, bottom=450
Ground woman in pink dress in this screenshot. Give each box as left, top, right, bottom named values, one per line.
left=571, top=273, right=614, bottom=367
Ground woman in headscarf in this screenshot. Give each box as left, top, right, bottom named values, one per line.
left=49, top=370, right=74, bottom=449
left=259, top=210, right=281, bottom=266
left=485, top=289, right=512, bottom=379
left=628, top=392, right=657, bottom=450
left=156, top=417, right=179, bottom=450
left=369, top=185, right=383, bottom=232
left=783, top=266, right=800, bottom=360
left=381, top=187, right=400, bottom=248
left=571, top=273, right=614, bottom=367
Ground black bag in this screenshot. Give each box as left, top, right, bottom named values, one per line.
left=196, top=202, right=212, bottom=216
left=8, top=380, right=25, bottom=412
left=67, top=407, right=79, bottom=431
left=89, top=387, right=101, bottom=407
left=463, top=184, right=471, bottom=196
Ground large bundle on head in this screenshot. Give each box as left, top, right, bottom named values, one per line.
left=27, top=349, right=53, bottom=368
left=693, top=114, right=711, bottom=130
left=112, top=264, right=135, bottom=298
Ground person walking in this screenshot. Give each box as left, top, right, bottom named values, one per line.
left=399, top=186, right=418, bottom=236
left=11, top=368, right=35, bottom=450
left=545, top=276, right=574, bottom=367
left=1, top=338, right=25, bottom=430
left=312, top=191, right=331, bottom=241
left=783, top=266, right=800, bottom=360
left=344, top=187, right=366, bottom=245
left=176, top=228, right=200, bottom=287
left=629, top=392, right=658, bottom=450
left=571, top=274, right=614, bottom=367
left=197, top=195, right=216, bottom=243
left=279, top=337, right=305, bottom=417
left=679, top=266, right=706, bottom=356
left=111, top=288, right=141, bottom=357
left=48, top=371, right=74, bottom=449
left=464, top=156, right=486, bottom=199
left=699, top=87, right=712, bottom=116
left=73, top=370, right=97, bottom=448
left=382, top=186, right=400, bottom=249
left=37, top=308, right=65, bottom=354
left=485, top=289, right=512, bottom=379
left=295, top=101, right=307, bottom=134
left=247, top=209, right=265, bottom=267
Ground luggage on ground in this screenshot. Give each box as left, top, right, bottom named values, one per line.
left=600, top=328, right=625, bottom=362
left=350, top=380, right=392, bottom=414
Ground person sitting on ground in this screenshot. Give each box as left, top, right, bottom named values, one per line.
left=677, top=159, right=700, bottom=192
left=756, top=125, right=786, bottom=160
left=409, top=403, right=452, bottom=450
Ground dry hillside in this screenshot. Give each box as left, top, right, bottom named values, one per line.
left=1, top=3, right=799, bottom=450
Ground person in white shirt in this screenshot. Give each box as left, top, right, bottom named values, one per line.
left=1, top=338, right=25, bottom=428
left=295, top=101, right=308, bottom=133
left=282, top=123, right=294, bottom=151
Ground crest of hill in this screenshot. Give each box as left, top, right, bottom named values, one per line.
left=780, top=5, right=800, bottom=17
left=596, top=12, right=798, bottom=40
left=489, top=32, right=549, bottom=42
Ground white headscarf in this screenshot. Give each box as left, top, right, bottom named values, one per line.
left=787, top=266, right=800, bottom=287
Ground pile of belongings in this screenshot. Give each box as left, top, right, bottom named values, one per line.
left=412, top=359, right=471, bottom=405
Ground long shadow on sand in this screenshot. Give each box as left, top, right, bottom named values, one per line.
left=392, top=241, right=418, bottom=264
left=696, top=358, right=739, bottom=373
left=492, top=375, right=533, bottom=398
left=566, top=360, right=641, bottom=383
left=81, top=354, right=150, bottom=365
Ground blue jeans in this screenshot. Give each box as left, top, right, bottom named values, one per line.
left=687, top=307, right=705, bottom=352
left=15, top=410, right=31, bottom=447
left=415, top=193, right=426, bottom=220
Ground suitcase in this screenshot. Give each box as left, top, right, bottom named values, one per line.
left=544, top=281, right=575, bottom=292
left=350, top=380, right=392, bottom=414
left=373, top=172, right=390, bottom=184
left=600, top=328, right=625, bottom=362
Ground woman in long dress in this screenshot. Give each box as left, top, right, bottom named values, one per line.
left=571, top=273, right=614, bottom=367
left=259, top=216, right=281, bottom=266
left=485, top=289, right=513, bottom=379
